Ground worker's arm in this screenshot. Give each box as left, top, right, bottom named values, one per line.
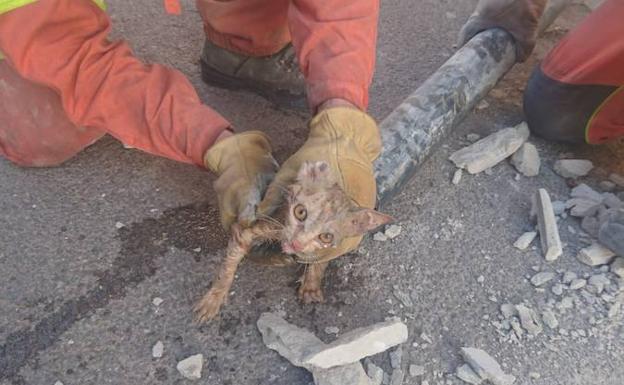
left=459, top=0, right=547, bottom=62
left=0, top=0, right=278, bottom=229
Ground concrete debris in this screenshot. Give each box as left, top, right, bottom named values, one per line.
left=374, top=232, right=388, bottom=242
left=588, top=274, right=610, bottom=294
left=449, top=122, right=529, bottom=174
left=456, top=363, right=483, bottom=384
left=609, top=173, right=624, bottom=187
left=500, top=303, right=517, bottom=319
left=535, top=189, right=563, bottom=261
left=577, top=243, right=616, bottom=266
left=452, top=168, right=463, bottom=185
left=557, top=297, right=574, bottom=311
left=477, top=275, right=485, bottom=284
left=510, top=142, right=540, bottom=177
left=581, top=216, right=600, bottom=238
left=409, top=365, right=425, bottom=377
left=599, top=209, right=624, bottom=256
left=325, top=327, right=340, bottom=335
left=569, top=278, right=586, bottom=290
left=152, top=297, right=164, bottom=306
left=460, top=347, right=516, bottom=385
left=515, top=305, right=542, bottom=335
left=551, top=201, right=566, bottom=215
left=467, top=133, right=481, bottom=142
left=389, top=369, right=404, bottom=385
left=513, top=231, right=537, bottom=251
left=541, top=310, right=559, bottom=329
left=570, top=183, right=603, bottom=203
left=562, top=271, right=577, bottom=284
left=313, top=365, right=373, bottom=385
left=115, top=221, right=125, bottom=229
left=529, top=372, right=541, bottom=379
left=152, top=341, right=164, bottom=358
left=392, top=286, right=413, bottom=308
left=389, top=347, right=403, bottom=369
left=366, top=361, right=384, bottom=385
left=602, top=193, right=623, bottom=209
left=303, top=319, right=408, bottom=369
left=176, top=354, right=203, bottom=380
left=599, top=180, right=616, bottom=192
left=610, top=258, right=624, bottom=278
left=553, top=159, right=593, bottom=178
left=530, top=272, right=555, bottom=287
left=54, top=382, right=64, bottom=385
left=566, top=198, right=601, bottom=217
left=385, top=225, right=402, bottom=240
left=551, top=283, right=564, bottom=296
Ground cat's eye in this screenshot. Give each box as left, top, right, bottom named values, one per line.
left=318, top=233, right=334, bottom=244
left=293, top=204, right=307, bottom=221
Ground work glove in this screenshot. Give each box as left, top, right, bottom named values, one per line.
left=204, top=131, right=278, bottom=229
left=257, top=107, right=382, bottom=263
left=458, top=0, right=547, bottom=62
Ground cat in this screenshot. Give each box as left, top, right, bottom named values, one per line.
left=194, top=161, right=393, bottom=323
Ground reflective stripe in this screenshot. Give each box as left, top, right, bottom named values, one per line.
left=0, top=0, right=37, bottom=15
left=92, top=0, right=106, bottom=10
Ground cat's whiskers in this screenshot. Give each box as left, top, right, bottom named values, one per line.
left=256, top=214, right=285, bottom=230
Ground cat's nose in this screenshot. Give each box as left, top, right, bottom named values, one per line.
left=291, top=240, right=303, bottom=252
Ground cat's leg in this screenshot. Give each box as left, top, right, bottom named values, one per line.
left=194, top=225, right=248, bottom=323
left=298, top=262, right=329, bottom=304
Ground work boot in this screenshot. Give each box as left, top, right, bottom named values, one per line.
left=200, top=40, right=306, bottom=109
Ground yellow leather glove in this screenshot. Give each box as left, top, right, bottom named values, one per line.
left=204, top=131, right=278, bottom=229
left=257, top=107, right=382, bottom=263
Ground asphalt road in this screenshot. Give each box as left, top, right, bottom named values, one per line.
left=1, top=1, right=622, bottom=385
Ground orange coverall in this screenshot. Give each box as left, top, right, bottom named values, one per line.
left=0, top=0, right=378, bottom=167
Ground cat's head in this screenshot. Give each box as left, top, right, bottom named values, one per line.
left=281, top=161, right=393, bottom=263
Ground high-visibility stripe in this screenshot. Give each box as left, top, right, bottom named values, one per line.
left=92, top=0, right=106, bottom=10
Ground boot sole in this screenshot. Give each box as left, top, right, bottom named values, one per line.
left=200, top=60, right=307, bottom=111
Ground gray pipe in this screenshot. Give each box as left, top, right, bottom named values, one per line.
left=375, top=0, right=572, bottom=204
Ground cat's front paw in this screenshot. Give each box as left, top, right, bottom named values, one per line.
left=193, top=289, right=226, bottom=324
left=298, top=283, right=325, bottom=304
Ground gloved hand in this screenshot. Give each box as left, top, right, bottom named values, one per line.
left=204, top=131, right=278, bottom=229
left=257, top=107, right=382, bottom=263
left=458, top=0, right=547, bottom=62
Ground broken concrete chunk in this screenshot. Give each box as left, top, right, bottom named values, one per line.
left=385, top=225, right=402, bottom=240
left=602, top=193, right=623, bottom=209
left=610, top=258, right=624, bottom=278
left=541, top=309, right=559, bottom=329
left=566, top=198, right=602, bottom=218
left=599, top=180, right=616, bottom=192
left=530, top=272, right=555, bottom=287
left=366, top=361, right=384, bottom=385
left=571, top=183, right=603, bottom=202
left=303, top=319, right=408, bottom=369
left=313, top=364, right=373, bottom=385
left=551, top=283, right=564, bottom=296
left=176, top=354, right=203, bottom=380
left=513, top=231, right=537, bottom=251
left=535, top=189, right=563, bottom=261
left=510, top=142, right=540, bottom=177
left=569, top=279, right=587, bottom=290
left=152, top=341, right=164, bottom=358
left=115, top=221, right=125, bottom=229
left=553, top=159, right=593, bottom=178
left=515, top=305, right=542, bottom=335
left=389, top=369, right=404, bottom=385
left=500, top=303, right=517, bottom=319
left=389, top=347, right=403, bottom=369
left=152, top=297, right=164, bottom=306
left=609, top=173, right=624, bottom=187
left=452, top=169, right=463, bottom=185
left=562, top=271, right=577, bottom=284
left=373, top=232, right=388, bottom=242
left=599, top=210, right=624, bottom=256
left=581, top=216, right=600, bottom=238
left=409, top=365, right=425, bottom=377
left=449, top=122, right=529, bottom=174
left=576, top=243, right=616, bottom=266
left=460, top=348, right=516, bottom=385
left=325, top=326, right=340, bottom=335
left=588, top=274, right=610, bottom=294
left=456, top=363, right=483, bottom=385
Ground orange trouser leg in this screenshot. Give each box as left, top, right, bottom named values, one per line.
left=196, top=0, right=291, bottom=56
left=0, top=61, right=105, bottom=167
left=0, top=0, right=230, bottom=167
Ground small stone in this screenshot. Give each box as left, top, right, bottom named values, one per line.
left=389, top=347, right=403, bottom=369
left=610, top=258, right=624, bottom=278
left=420, top=332, right=433, bottom=344
left=559, top=328, right=569, bottom=336
left=54, top=382, right=64, bottom=385
left=460, top=347, right=516, bottom=385
left=516, top=305, right=542, bottom=335
left=602, top=193, right=623, bottom=209
left=609, top=173, right=624, bottom=187
left=449, top=122, right=530, bottom=174
left=374, top=232, right=388, bottom=242
left=456, top=363, right=483, bottom=384
left=569, top=278, right=586, bottom=290
left=577, top=243, right=616, bottom=266
left=385, top=225, right=402, bottom=240
left=570, top=183, right=603, bottom=202
left=553, top=159, right=593, bottom=178
left=366, top=361, right=385, bottom=385
left=529, top=372, right=541, bottom=379
left=393, top=286, right=413, bottom=308
left=177, top=354, right=203, bottom=380
left=581, top=216, right=600, bottom=238
left=152, top=297, right=164, bottom=306
left=588, top=274, right=610, bottom=294
left=193, top=247, right=201, bottom=253
left=513, top=231, right=537, bottom=251
left=467, top=133, right=481, bottom=142
left=510, top=142, right=540, bottom=177
left=325, top=326, right=340, bottom=335
left=530, top=272, right=555, bottom=287
left=599, top=180, right=616, bottom=192
left=152, top=341, right=164, bottom=358
left=562, top=272, right=577, bottom=284
left=551, top=201, right=566, bottom=215
left=541, top=309, right=559, bottom=329
left=500, top=303, right=517, bottom=319
left=409, top=365, right=425, bottom=377
left=422, top=380, right=429, bottom=385
left=551, top=284, right=564, bottom=296
left=535, top=189, right=563, bottom=261
left=115, top=221, right=125, bottom=229
left=557, top=297, right=574, bottom=310
left=390, top=369, right=404, bottom=385
left=452, top=169, right=463, bottom=185
left=477, top=275, right=485, bottom=284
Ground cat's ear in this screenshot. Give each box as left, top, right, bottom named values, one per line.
left=344, top=208, right=394, bottom=236
left=297, top=161, right=333, bottom=185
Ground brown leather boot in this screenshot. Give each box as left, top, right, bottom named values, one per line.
left=200, top=40, right=306, bottom=110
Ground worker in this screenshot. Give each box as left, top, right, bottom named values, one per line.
left=0, top=0, right=381, bottom=267
left=460, top=0, right=623, bottom=254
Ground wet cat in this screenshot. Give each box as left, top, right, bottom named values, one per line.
left=194, top=161, right=393, bottom=323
